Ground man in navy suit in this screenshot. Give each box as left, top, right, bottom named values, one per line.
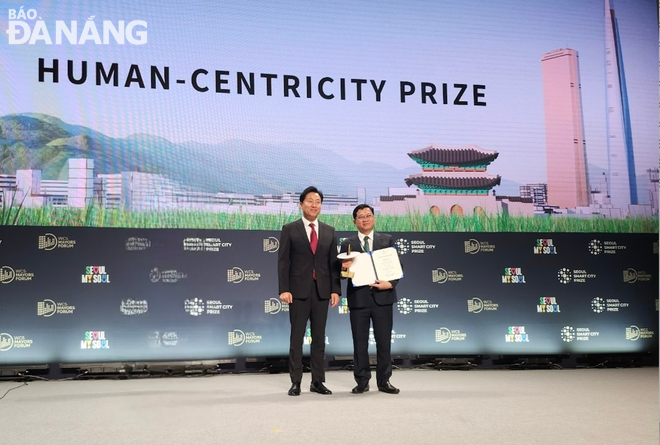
left=340, top=204, right=400, bottom=394
left=278, top=186, right=340, bottom=396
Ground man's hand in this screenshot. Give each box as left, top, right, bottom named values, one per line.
left=341, top=259, right=354, bottom=270
left=280, top=292, right=293, bottom=304
left=369, top=280, right=393, bottom=290
left=330, top=293, right=339, bottom=307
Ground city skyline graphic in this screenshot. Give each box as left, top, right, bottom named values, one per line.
left=0, top=0, right=657, bottom=227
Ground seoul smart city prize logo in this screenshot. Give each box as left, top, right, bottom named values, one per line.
left=183, top=237, right=232, bottom=252
left=560, top=326, right=599, bottom=342
left=397, top=298, right=413, bottom=315
left=589, top=239, right=626, bottom=255
left=394, top=239, right=410, bottom=255
left=591, top=296, right=629, bottom=313
left=557, top=267, right=596, bottom=284
left=396, top=297, right=438, bottom=314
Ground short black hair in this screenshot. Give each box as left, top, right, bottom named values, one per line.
left=300, top=186, right=324, bottom=203
left=352, top=203, right=374, bottom=220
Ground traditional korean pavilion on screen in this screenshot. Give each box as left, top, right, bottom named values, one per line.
left=378, top=144, right=534, bottom=216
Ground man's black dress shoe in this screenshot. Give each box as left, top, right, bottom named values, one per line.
left=351, top=383, right=370, bottom=394
left=310, top=381, right=332, bottom=395
left=288, top=382, right=301, bottom=396
left=378, top=381, right=400, bottom=394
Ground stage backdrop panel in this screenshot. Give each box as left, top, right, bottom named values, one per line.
left=0, top=227, right=656, bottom=363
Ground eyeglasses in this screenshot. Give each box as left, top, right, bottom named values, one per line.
left=356, top=214, right=374, bottom=221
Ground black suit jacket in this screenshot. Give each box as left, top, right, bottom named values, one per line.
left=339, top=232, right=399, bottom=308
left=278, top=219, right=341, bottom=300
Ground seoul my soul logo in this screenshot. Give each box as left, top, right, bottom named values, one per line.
left=534, top=239, right=557, bottom=254
left=82, top=266, right=110, bottom=283
left=505, top=326, right=529, bottom=342
left=502, top=267, right=525, bottom=284
left=537, top=296, right=560, bottom=313
left=6, top=8, right=147, bottom=45
left=81, top=331, right=109, bottom=349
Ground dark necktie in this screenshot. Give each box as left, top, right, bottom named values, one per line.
left=363, top=235, right=370, bottom=252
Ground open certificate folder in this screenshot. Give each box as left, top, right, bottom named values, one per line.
left=349, top=247, right=404, bottom=287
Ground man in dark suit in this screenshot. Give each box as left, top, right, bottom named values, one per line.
left=278, top=186, right=340, bottom=396
left=340, top=204, right=400, bottom=394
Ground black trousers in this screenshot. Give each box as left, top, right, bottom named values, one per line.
left=349, top=295, right=393, bottom=387
left=288, top=283, right=329, bottom=383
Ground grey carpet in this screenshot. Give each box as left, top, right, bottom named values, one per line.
left=0, top=367, right=657, bottom=445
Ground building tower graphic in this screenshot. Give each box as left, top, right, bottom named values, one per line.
left=541, top=48, right=590, bottom=209
left=604, top=0, right=637, bottom=208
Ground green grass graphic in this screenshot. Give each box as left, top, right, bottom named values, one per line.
left=4, top=207, right=658, bottom=233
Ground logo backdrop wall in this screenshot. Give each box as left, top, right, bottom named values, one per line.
left=0, top=227, right=656, bottom=363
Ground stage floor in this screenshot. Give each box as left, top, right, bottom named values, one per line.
left=1, top=367, right=657, bottom=445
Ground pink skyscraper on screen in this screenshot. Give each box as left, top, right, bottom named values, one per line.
left=541, top=48, right=590, bottom=209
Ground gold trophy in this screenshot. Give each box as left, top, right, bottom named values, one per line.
left=338, top=244, right=359, bottom=278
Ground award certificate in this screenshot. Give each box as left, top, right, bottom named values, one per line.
left=350, top=247, right=404, bottom=287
